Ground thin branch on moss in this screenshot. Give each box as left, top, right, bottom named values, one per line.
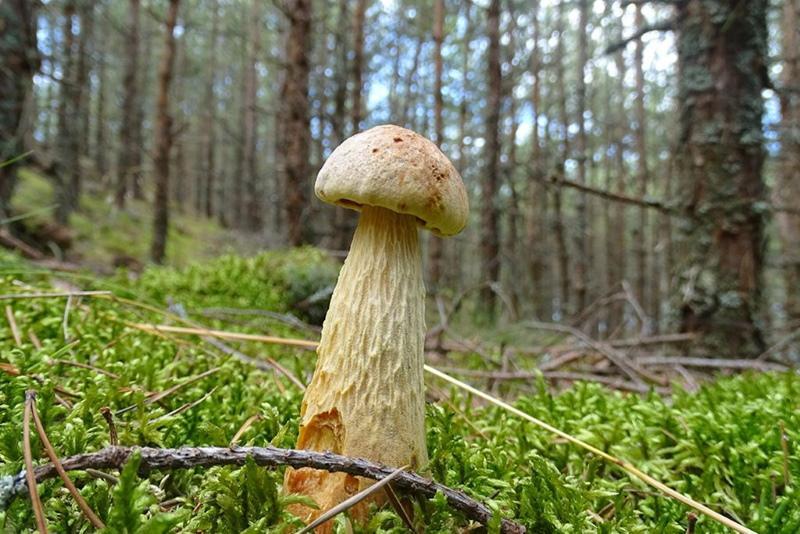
left=0, top=446, right=526, bottom=534
left=23, top=391, right=48, bottom=533
left=5, top=305, right=22, bottom=346
left=30, top=393, right=105, bottom=529
left=0, top=290, right=111, bottom=301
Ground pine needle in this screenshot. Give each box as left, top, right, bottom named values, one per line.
left=30, top=395, right=105, bottom=529
left=23, top=391, right=48, bottom=533
left=295, top=465, right=409, bottom=534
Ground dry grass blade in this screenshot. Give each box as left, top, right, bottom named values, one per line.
left=23, top=391, right=48, bottom=533
left=30, top=395, right=105, bottom=529
left=295, top=465, right=409, bottom=534
left=229, top=414, right=261, bottom=447
left=0, top=291, right=111, bottom=301
left=51, top=359, right=120, bottom=379
left=5, top=305, right=22, bottom=346
left=129, top=322, right=318, bottom=349
left=151, top=387, right=218, bottom=422
left=116, top=367, right=220, bottom=416
left=384, top=482, right=417, bottom=533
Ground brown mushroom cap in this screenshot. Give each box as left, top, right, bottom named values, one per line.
left=315, top=124, right=469, bottom=236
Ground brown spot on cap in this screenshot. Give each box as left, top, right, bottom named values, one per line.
left=393, top=137, right=403, bottom=143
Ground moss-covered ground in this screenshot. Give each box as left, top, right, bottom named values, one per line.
left=0, top=249, right=798, bottom=533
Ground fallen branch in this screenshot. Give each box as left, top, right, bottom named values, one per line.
left=0, top=446, right=526, bottom=534
left=636, top=356, right=789, bottom=371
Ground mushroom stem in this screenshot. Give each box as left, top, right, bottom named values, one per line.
left=285, top=205, right=428, bottom=525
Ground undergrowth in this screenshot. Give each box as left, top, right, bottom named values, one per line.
left=0, top=248, right=798, bottom=533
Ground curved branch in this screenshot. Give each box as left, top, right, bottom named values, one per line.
left=0, top=446, right=526, bottom=534
left=603, top=18, right=676, bottom=55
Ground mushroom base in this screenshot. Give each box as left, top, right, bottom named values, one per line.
left=285, top=206, right=428, bottom=529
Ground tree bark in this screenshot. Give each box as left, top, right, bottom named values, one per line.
left=94, top=4, right=108, bottom=181
left=150, top=0, right=180, bottom=264
left=479, top=0, right=502, bottom=314
left=427, top=0, right=445, bottom=290
left=242, top=0, right=261, bottom=231
left=282, top=0, right=312, bottom=246
left=202, top=0, right=219, bottom=219
left=76, top=0, right=94, bottom=161
left=553, top=0, right=571, bottom=318
left=55, top=0, right=80, bottom=224
left=573, top=0, right=590, bottom=314
left=673, top=0, right=768, bottom=356
left=633, top=4, right=651, bottom=329
left=350, top=0, right=367, bottom=134
left=777, top=0, right=800, bottom=320
left=116, top=0, right=141, bottom=208
left=0, top=0, right=38, bottom=220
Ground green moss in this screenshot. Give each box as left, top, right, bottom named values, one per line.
left=0, top=259, right=797, bottom=532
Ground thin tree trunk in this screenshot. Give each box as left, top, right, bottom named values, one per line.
left=150, top=0, right=180, bottom=264
left=282, top=0, right=312, bottom=246
left=0, top=0, right=38, bottom=219
left=611, top=19, right=628, bottom=330
left=573, top=0, right=589, bottom=314
left=553, top=0, right=571, bottom=318
left=633, top=4, right=650, bottom=331
left=202, top=0, right=219, bottom=219
left=350, top=0, right=367, bottom=133
left=94, top=4, right=107, bottom=181
left=76, top=0, right=94, bottom=160
left=427, top=0, right=445, bottom=290
left=116, top=0, right=140, bottom=208
left=777, top=0, right=800, bottom=321
left=673, top=0, right=768, bottom=356
left=480, top=0, right=502, bottom=314
left=55, top=0, right=79, bottom=224
left=242, top=0, right=261, bottom=231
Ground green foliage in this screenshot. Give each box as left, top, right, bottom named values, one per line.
left=0, top=254, right=798, bottom=532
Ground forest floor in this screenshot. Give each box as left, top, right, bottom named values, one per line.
left=7, top=168, right=260, bottom=272
left=0, top=246, right=797, bottom=532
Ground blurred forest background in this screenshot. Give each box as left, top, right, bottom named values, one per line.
left=1, top=0, right=799, bottom=361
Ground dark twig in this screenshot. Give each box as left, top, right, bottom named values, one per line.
left=636, top=356, right=788, bottom=371
left=604, top=18, right=676, bottom=55
left=23, top=391, right=48, bottom=533
left=30, top=395, right=105, bottom=528
left=100, top=407, right=118, bottom=446
left=1, top=446, right=526, bottom=534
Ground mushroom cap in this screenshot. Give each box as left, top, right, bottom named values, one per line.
left=315, top=124, right=469, bottom=237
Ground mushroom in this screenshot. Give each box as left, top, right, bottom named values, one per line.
left=284, top=124, right=468, bottom=526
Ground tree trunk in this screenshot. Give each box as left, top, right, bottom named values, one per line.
left=553, top=0, right=571, bottom=318
left=480, top=0, right=502, bottom=314
left=633, top=4, right=651, bottom=331
left=242, top=0, right=261, bottom=231
left=282, top=0, right=312, bottom=246
left=76, top=0, right=94, bottom=160
left=573, top=0, right=589, bottom=314
left=0, top=0, right=38, bottom=220
left=673, top=0, right=768, bottom=356
left=150, top=0, right=180, bottom=264
left=427, top=0, right=445, bottom=290
left=55, top=0, right=80, bottom=224
left=350, top=0, right=367, bottom=133
left=777, top=0, right=800, bottom=321
left=116, top=0, right=141, bottom=208
left=94, top=4, right=108, bottom=181
left=202, top=0, right=219, bottom=219
left=526, top=0, right=549, bottom=320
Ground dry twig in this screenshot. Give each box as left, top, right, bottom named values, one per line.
left=5, top=305, right=22, bottom=346
left=23, top=391, right=48, bottom=533
left=1, top=446, right=526, bottom=534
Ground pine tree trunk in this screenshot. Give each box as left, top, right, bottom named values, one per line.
left=350, top=0, right=367, bottom=133
left=573, top=0, right=589, bottom=314
left=116, top=0, right=140, bottom=208
left=282, top=0, right=312, bottom=246
left=76, top=0, right=93, bottom=160
left=673, top=0, right=768, bottom=356
left=55, top=0, right=79, bottom=224
left=427, top=0, right=445, bottom=291
left=94, top=4, right=107, bottom=181
left=553, top=0, right=571, bottom=318
left=777, top=0, right=800, bottom=321
left=202, top=0, right=219, bottom=219
left=0, top=0, right=37, bottom=219
left=242, top=0, right=261, bottom=231
left=480, top=0, right=502, bottom=314
left=633, top=4, right=651, bottom=332
left=150, top=0, right=180, bottom=264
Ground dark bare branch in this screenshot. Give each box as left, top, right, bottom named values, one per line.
left=0, top=446, right=526, bottom=534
